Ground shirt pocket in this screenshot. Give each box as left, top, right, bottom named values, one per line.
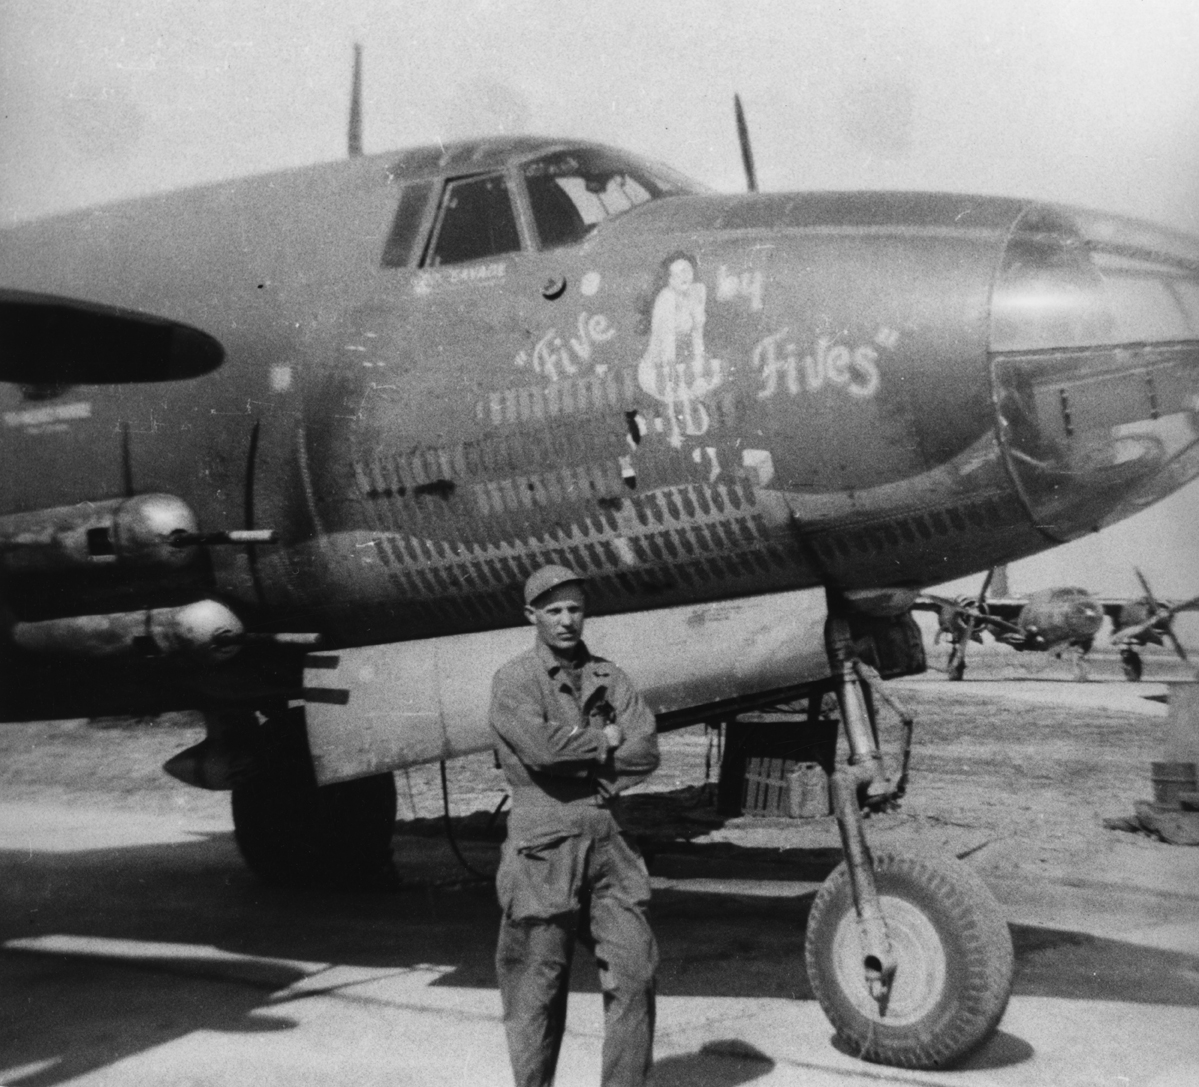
left=496, top=830, right=587, bottom=922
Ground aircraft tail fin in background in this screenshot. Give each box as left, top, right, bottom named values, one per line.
left=348, top=43, right=363, bottom=158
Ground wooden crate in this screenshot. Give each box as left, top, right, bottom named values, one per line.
left=742, top=757, right=830, bottom=818
left=717, top=708, right=839, bottom=816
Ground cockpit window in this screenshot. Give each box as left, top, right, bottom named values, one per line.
left=424, top=172, right=521, bottom=266
left=382, top=181, right=433, bottom=268
left=522, top=147, right=699, bottom=250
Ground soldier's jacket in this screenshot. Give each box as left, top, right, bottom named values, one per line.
left=490, top=638, right=660, bottom=922
left=490, top=639, right=660, bottom=813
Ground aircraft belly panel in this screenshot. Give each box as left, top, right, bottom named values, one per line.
left=303, top=586, right=830, bottom=784
left=782, top=431, right=1047, bottom=588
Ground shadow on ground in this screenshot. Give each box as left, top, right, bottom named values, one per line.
left=3, top=785, right=1197, bottom=1086
left=652, top=1040, right=775, bottom=1086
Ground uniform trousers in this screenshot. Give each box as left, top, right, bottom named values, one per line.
left=496, top=805, right=657, bottom=1087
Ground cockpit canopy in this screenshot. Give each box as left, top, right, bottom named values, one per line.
left=520, top=147, right=698, bottom=250
left=381, top=143, right=704, bottom=269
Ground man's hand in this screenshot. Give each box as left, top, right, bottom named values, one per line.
left=603, top=723, right=623, bottom=750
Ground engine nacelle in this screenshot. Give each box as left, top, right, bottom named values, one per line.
left=0, top=493, right=199, bottom=573
left=7, top=598, right=243, bottom=662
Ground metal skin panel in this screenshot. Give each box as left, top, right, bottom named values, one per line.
left=304, top=587, right=829, bottom=785
left=1, top=136, right=1198, bottom=729
left=270, top=180, right=1037, bottom=645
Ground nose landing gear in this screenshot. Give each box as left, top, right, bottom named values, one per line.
left=802, top=617, right=1014, bottom=1068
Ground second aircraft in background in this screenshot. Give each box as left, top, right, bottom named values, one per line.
left=918, top=566, right=1199, bottom=681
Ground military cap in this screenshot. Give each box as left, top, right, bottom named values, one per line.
left=523, top=563, right=586, bottom=605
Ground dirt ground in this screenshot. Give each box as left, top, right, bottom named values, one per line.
left=3, top=643, right=1198, bottom=1087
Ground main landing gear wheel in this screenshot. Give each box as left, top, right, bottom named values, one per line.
left=1121, top=649, right=1144, bottom=682
left=804, top=851, right=1014, bottom=1069
left=231, top=711, right=397, bottom=887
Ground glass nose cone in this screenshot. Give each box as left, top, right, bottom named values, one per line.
left=990, top=205, right=1199, bottom=541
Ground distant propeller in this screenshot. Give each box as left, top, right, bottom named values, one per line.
left=949, top=567, right=996, bottom=680
left=348, top=43, right=364, bottom=158
left=920, top=566, right=1024, bottom=680
left=734, top=93, right=758, bottom=193
left=1135, top=566, right=1159, bottom=614
left=1112, top=567, right=1199, bottom=665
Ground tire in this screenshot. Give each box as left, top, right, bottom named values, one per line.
left=231, top=711, right=397, bottom=887
left=804, top=851, right=1014, bottom=1069
left=948, top=655, right=966, bottom=682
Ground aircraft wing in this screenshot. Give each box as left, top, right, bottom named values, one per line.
left=0, top=289, right=224, bottom=385
left=1097, top=596, right=1199, bottom=616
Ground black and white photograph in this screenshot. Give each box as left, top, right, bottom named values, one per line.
left=2, top=2, right=1198, bottom=1084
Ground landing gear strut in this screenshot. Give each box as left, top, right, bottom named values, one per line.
left=803, top=617, right=1014, bottom=1068
left=947, top=639, right=967, bottom=681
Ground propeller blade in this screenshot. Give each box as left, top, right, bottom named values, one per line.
left=978, top=566, right=996, bottom=606
left=917, top=592, right=1023, bottom=637
left=1163, top=594, right=1199, bottom=663
left=1112, top=592, right=1199, bottom=645
left=1134, top=566, right=1160, bottom=615
left=734, top=94, right=758, bottom=193
left=1166, top=626, right=1190, bottom=664
left=979, top=613, right=1024, bottom=637
left=1167, top=593, right=1199, bottom=616
left=348, top=43, right=364, bottom=158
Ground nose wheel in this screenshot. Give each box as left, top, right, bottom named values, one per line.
left=805, top=851, right=1014, bottom=1067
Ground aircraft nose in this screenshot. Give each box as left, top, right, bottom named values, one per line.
left=1075, top=599, right=1104, bottom=636
left=989, top=206, right=1199, bottom=541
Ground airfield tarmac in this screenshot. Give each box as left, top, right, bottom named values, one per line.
left=2, top=647, right=1199, bottom=1087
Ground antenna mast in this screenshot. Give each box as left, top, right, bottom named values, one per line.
left=734, top=94, right=758, bottom=193
left=348, top=43, right=364, bottom=158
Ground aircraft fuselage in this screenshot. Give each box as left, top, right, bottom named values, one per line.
left=3, top=137, right=1199, bottom=713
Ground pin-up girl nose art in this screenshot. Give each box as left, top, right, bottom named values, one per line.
left=637, top=251, right=724, bottom=447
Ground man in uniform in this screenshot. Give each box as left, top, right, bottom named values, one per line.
left=490, top=564, right=660, bottom=1087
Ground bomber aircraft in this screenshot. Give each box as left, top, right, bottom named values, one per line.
left=4, top=86, right=1199, bottom=1070
left=920, top=565, right=1199, bottom=680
